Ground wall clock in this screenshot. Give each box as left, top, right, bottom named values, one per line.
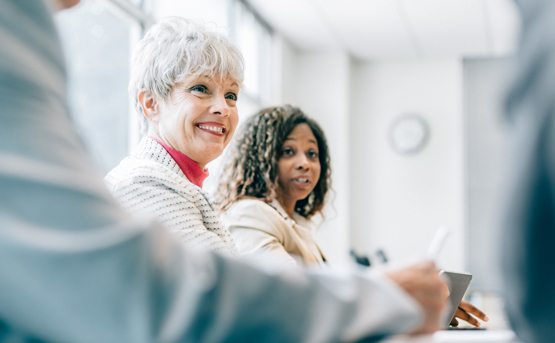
left=389, top=114, right=429, bottom=155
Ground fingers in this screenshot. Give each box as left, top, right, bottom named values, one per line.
left=418, top=259, right=437, bottom=271
left=458, top=300, right=489, bottom=322
left=454, top=307, right=481, bottom=327
left=451, top=300, right=490, bottom=328
left=386, top=260, right=447, bottom=335
left=450, top=317, right=459, bottom=327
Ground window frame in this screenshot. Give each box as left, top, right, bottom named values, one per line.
left=95, top=0, right=155, bottom=151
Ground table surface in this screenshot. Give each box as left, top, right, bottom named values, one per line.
left=382, top=329, right=521, bottom=343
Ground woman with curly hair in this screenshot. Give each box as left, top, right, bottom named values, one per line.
left=216, top=105, right=330, bottom=267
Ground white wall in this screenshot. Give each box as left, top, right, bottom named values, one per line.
left=465, top=58, right=510, bottom=291
left=349, top=59, right=466, bottom=272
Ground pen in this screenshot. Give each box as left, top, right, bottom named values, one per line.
left=426, top=226, right=450, bottom=262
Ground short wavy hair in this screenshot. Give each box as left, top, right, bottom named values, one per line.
left=129, top=17, right=245, bottom=135
left=216, top=105, right=331, bottom=218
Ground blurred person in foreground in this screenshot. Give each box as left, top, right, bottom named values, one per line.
left=105, top=17, right=240, bottom=255
left=502, top=0, right=555, bottom=342
left=0, top=0, right=447, bottom=341
left=217, top=105, right=488, bottom=328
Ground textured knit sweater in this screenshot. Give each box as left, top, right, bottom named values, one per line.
left=104, top=137, right=237, bottom=255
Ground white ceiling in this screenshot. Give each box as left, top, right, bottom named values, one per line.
left=247, top=0, right=521, bottom=59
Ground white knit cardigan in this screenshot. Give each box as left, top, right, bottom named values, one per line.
left=104, top=137, right=237, bottom=255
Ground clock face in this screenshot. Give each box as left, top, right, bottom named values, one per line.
left=389, top=114, right=429, bottom=154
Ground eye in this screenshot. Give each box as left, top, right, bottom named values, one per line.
left=281, top=147, right=295, bottom=156
left=307, top=150, right=319, bottom=159
left=225, top=92, right=238, bottom=101
left=188, top=84, right=208, bottom=93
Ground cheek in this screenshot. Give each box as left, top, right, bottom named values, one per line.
left=231, top=110, right=239, bottom=130
left=313, top=162, right=322, bottom=180
left=178, top=97, right=201, bottom=126
left=231, top=108, right=239, bottom=122
left=276, top=161, right=289, bottom=184
left=228, top=113, right=240, bottom=140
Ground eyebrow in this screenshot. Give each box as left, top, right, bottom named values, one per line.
left=201, top=75, right=239, bottom=89
left=285, top=137, right=318, bottom=145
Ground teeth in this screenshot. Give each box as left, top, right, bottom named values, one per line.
left=296, top=179, right=308, bottom=183
left=198, top=125, right=224, bottom=133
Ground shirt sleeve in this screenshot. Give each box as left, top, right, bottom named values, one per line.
left=0, top=1, right=422, bottom=342
left=230, top=226, right=301, bottom=266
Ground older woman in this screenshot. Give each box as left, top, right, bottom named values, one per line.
left=105, top=17, right=242, bottom=255
left=216, top=105, right=490, bottom=327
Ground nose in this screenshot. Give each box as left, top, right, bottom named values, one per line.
left=211, top=93, right=231, bottom=118
left=295, top=154, right=309, bottom=170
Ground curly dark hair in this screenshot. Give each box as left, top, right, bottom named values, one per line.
left=215, top=105, right=331, bottom=218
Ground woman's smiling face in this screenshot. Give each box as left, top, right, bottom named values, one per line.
left=151, top=75, right=239, bottom=169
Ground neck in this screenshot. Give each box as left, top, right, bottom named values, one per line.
left=276, top=193, right=296, bottom=218
left=280, top=200, right=295, bottom=218
left=148, top=132, right=206, bottom=170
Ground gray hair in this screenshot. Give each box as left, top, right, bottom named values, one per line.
left=129, top=17, right=245, bottom=135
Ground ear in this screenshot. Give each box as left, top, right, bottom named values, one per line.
left=138, top=90, right=160, bottom=123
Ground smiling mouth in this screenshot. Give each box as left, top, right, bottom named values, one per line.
left=197, top=124, right=226, bottom=133
left=294, top=178, right=309, bottom=184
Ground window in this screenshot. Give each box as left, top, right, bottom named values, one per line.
left=55, top=0, right=153, bottom=173
left=230, top=0, right=273, bottom=106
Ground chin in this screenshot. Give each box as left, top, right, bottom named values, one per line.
left=294, top=192, right=312, bottom=202
left=200, top=148, right=224, bottom=165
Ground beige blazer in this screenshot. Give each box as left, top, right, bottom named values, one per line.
left=221, top=199, right=326, bottom=267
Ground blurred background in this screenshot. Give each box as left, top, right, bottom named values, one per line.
left=55, top=0, right=521, bottom=326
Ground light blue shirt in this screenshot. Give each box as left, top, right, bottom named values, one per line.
left=0, top=1, right=421, bottom=342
